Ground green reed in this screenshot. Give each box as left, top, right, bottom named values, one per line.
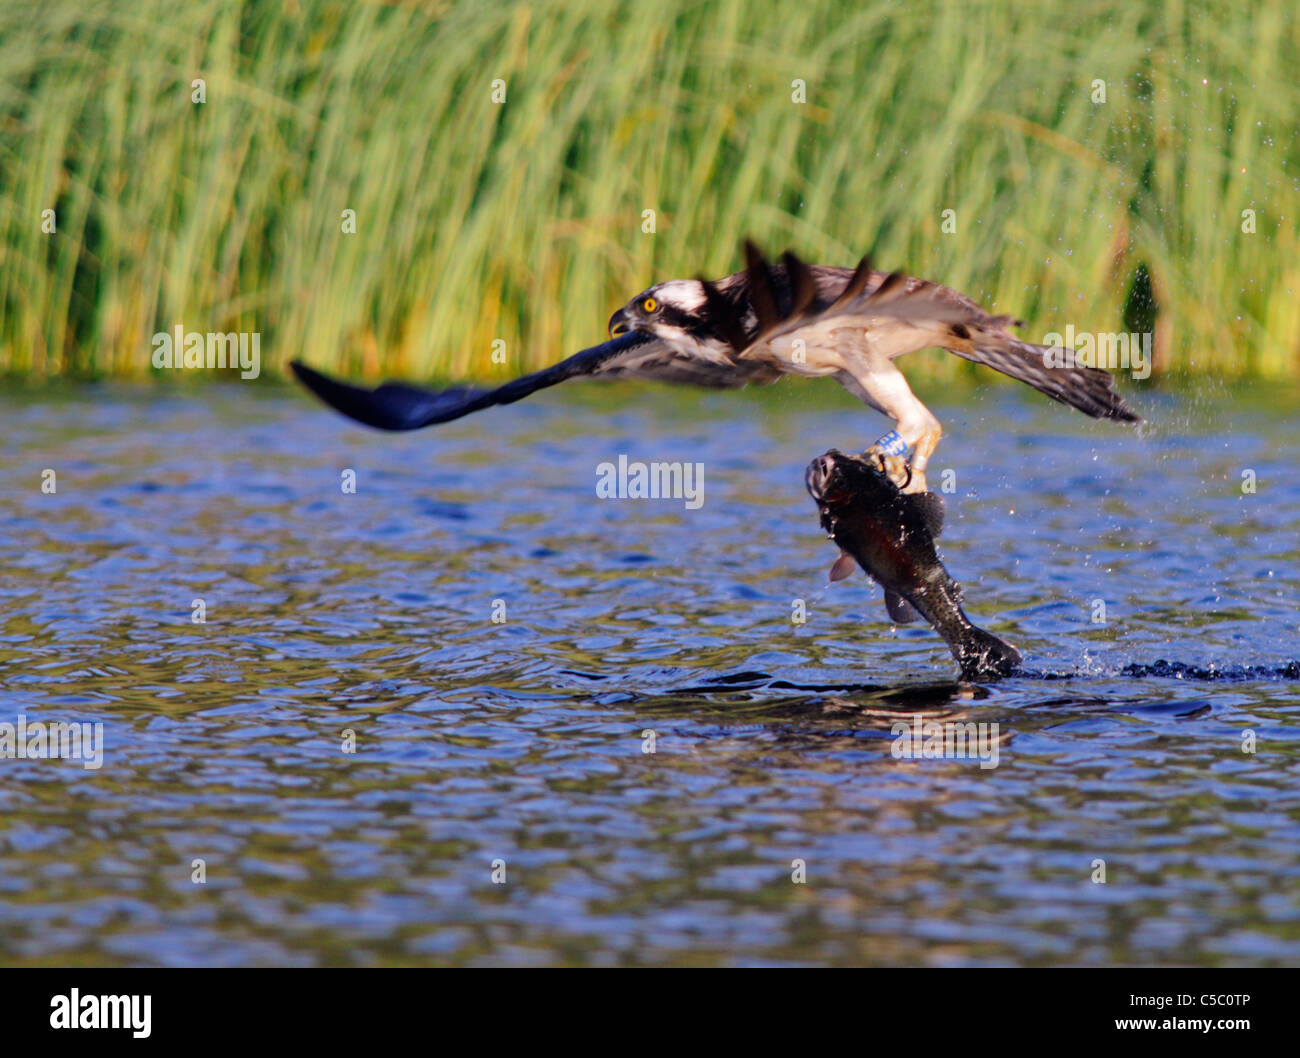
left=1, top=0, right=1295, bottom=383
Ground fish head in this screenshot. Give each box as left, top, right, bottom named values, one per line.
left=806, top=450, right=895, bottom=551
left=804, top=450, right=852, bottom=507
left=806, top=447, right=942, bottom=580
left=805, top=449, right=890, bottom=511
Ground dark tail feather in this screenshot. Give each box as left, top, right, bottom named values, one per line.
left=290, top=330, right=655, bottom=431
left=948, top=335, right=1142, bottom=423
left=954, top=623, right=1022, bottom=682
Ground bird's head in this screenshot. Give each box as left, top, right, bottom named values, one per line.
left=607, top=280, right=720, bottom=350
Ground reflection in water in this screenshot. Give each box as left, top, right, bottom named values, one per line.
left=0, top=382, right=1298, bottom=966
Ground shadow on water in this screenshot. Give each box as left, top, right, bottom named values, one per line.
left=546, top=659, right=1298, bottom=758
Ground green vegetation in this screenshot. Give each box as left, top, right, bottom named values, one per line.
left=1, top=0, right=1296, bottom=382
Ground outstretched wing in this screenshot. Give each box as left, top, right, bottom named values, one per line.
left=290, top=330, right=657, bottom=430
left=594, top=342, right=782, bottom=388
left=725, top=242, right=1140, bottom=423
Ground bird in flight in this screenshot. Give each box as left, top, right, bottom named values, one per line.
left=292, top=241, right=1139, bottom=493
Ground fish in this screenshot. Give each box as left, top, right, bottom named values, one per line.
left=805, top=449, right=1022, bottom=681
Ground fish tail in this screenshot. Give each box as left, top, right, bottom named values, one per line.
left=954, top=624, right=1022, bottom=681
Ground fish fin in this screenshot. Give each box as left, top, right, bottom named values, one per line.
left=906, top=491, right=946, bottom=538
left=884, top=590, right=920, bottom=624
left=829, top=551, right=857, bottom=582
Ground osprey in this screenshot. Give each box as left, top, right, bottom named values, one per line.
left=291, top=242, right=1139, bottom=493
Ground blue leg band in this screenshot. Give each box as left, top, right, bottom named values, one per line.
left=873, top=430, right=910, bottom=457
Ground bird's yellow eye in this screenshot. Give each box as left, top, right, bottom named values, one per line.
left=642, top=297, right=657, bottom=313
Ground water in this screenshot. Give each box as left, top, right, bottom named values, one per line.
left=2, top=379, right=1298, bottom=966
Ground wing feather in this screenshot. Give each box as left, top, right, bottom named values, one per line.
left=732, top=244, right=1140, bottom=423
left=290, top=330, right=657, bottom=430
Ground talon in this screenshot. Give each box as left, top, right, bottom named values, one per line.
left=861, top=444, right=913, bottom=492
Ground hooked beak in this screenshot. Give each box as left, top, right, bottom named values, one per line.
left=608, top=307, right=631, bottom=338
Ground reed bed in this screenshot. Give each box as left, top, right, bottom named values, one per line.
left=1, top=0, right=1295, bottom=382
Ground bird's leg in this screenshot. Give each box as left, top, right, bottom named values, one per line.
left=839, top=364, right=941, bottom=494
left=862, top=414, right=942, bottom=495
left=902, top=417, right=942, bottom=495
left=861, top=430, right=913, bottom=492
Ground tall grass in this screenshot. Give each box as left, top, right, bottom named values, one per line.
left=1, top=0, right=1296, bottom=382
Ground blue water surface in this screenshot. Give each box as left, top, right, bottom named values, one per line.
left=1, top=377, right=1297, bottom=966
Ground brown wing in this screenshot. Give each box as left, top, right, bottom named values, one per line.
left=595, top=341, right=782, bottom=388
left=720, top=242, right=1140, bottom=423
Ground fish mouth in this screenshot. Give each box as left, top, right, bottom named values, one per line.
left=804, top=451, right=844, bottom=503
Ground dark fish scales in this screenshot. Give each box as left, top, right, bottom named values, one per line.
left=806, top=450, right=1021, bottom=681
